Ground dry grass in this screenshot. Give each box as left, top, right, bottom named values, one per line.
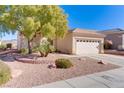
left=0, top=61, right=11, bottom=85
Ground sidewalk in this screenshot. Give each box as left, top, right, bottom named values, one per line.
left=35, top=68, right=124, bottom=88
left=34, top=54, right=124, bottom=88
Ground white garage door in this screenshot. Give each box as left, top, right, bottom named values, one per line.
left=76, top=39, right=100, bottom=54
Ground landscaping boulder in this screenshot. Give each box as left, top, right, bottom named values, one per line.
left=48, top=64, right=56, bottom=69
left=97, top=60, right=107, bottom=65
left=11, top=69, right=22, bottom=78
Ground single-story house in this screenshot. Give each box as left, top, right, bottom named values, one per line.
left=17, top=28, right=105, bottom=55
left=100, top=28, right=124, bottom=50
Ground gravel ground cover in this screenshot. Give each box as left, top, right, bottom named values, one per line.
left=0, top=53, right=119, bottom=88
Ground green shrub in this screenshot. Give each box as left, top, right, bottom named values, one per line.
left=6, top=43, right=12, bottom=49
left=104, top=40, right=112, bottom=49
left=55, top=58, right=73, bottom=69
left=0, top=62, right=11, bottom=85
left=20, top=48, right=28, bottom=55
left=0, top=44, right=6, bottom=50
left=33, top=40, right=56, bottom=57
left=49, top=45, right=56, bottom=53
left=33, top=43, right=50, bottom=57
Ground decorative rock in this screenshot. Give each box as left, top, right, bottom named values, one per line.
left=11, top=69, right=22, bottom=78
left=33, top=57, right=38, bottom=62
left=78, top=58, right=86, bottom=62
left=48, top=64, right=56, bottom=69
left=15, top=57, right=53, bottom=64
left=98, top=60, right=107, bottom=65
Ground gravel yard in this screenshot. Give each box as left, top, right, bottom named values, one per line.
left=0, top=53, right=120, bottom=88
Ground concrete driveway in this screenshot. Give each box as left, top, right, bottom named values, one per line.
left=35, top=54, right=124, bottom=88
left=88, top=54, right=124, bottom=66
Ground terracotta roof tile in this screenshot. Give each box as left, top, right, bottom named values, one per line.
left=100, top=28, right=124, bottom=35
left=69, top=28, right=105, bottom=38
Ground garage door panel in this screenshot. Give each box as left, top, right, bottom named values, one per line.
left=76, top=39, right=100, bottom=54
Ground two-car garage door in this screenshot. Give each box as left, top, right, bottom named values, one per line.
left=76, top=39, right=100, bottom=54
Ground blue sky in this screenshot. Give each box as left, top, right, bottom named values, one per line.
left=61, top=5, right=124, bottom=30
left=1, top=5, right=124, bottom=40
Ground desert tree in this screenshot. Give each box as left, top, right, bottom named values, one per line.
left=0, top=5, right=68, bottom=54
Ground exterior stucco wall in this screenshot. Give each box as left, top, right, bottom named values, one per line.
left=17, top=32, right=42, bottom=50
left=17, top=32, right=28, bottom=50
left=72, top=36, right=104, bottom=54
left=31, top=34, right=42, bottom=48
left=54, top=32, right=104, bottom=54
left=54, top=33, right=73, bottom=54
left=122, top=34, right=124, bottom=46
left=17, top=31, right=104, bottom=54
left=105, top=34, right=122, bottom=49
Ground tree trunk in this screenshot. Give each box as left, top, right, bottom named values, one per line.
left=27, top=39, right=32, bottom=54
left=44, top=52, right=49, bottom=57
left=39, top=51, right=44, bottom=57
left=55, top=36, right=57, bottom=52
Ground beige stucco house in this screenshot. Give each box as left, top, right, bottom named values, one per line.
left=17, top=28, right=105, bottom=55
left=100, top=28, right=124, bottom=50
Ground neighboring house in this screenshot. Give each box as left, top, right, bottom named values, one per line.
left=2, top=39, right=17, bottom=49
left=100, top=28, right=124, bottom=50
left=17, top=28, right=105, bottom=55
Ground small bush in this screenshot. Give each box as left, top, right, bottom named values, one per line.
left=33, top=40, right=56, bottom=57
left=0, top=62, right=11, bottom=85
left=6, top=43, right=12, bottom=49
left=104, top=40, right=112, bottom=49
left=55, top=58, right=73, bottom=69
left=49, top=45, right=56, bottom=53
left=20, top=48, right=28, bottom=55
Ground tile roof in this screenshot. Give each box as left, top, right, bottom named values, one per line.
left=69, top=28, right=105, bottom=38
left=99, top=28, right=124, bottom=35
